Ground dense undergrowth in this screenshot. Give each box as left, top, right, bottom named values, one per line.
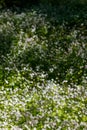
left=0, top=4, right=87, bottom=129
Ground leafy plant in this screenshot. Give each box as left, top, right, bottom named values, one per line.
left=0, top=4, right=87, bottom=129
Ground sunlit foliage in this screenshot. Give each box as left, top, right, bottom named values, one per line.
left=0, top=4, right=87, bottom=129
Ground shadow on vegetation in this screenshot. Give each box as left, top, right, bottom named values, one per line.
left=0, top=4, right=87, bottom=85
left=0, top=32, right=12, bottom=64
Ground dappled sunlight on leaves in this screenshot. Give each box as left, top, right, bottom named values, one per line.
left=0, top=4, right=87, bottom=129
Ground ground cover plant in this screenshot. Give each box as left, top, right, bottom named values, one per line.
left=0, top=4, right=87, bottom=129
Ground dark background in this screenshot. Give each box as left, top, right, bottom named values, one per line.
left=0, top=0, right=87, bottom=8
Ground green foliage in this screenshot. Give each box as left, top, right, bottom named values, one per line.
left=0, top=4, right=87, bottom=129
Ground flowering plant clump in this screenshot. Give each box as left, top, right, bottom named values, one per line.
left=0, top=5, right=87, bottom=129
